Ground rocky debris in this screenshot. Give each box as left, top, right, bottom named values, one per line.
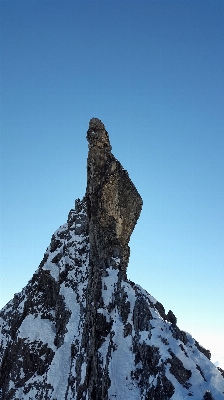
left=0, top=118, right=224, bottom=399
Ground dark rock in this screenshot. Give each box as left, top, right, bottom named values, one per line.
left=179, top=343, right=189, bottom=357
left=51, top=252, right=63, bottom=264
left=123, top=322, right=132, bottom=337
left=145, top=374, right=175, bottom=399
left=155, top=301, right=166, bottom=320
left=195, top=340, right=211, bottom=360
left=203, top=390, right=215, bottom=399
left=38, top=252, right=49, bottom=269
left=133, top=297, right=152, bottom=332
left=50, top=235, right=62, bottom=252
left=166, top=309, right=177, bottom=325
left=218, top=367, right=224, bottom=378
left=159, top=336, right=169, bottom=345
left=196, top=364, right=207, bottom=381
left=77, top=118, right=143, bottom=398
left=86, top=117, right=143, bottom=275
left=132, top=342, right=161, bottom=383
left=0, top=338, right=54, bottom=396
left=167, top=350, right=192, bottom=388
left=170, top=324, right=188, bottom=345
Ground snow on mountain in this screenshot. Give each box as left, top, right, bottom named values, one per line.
left=0, top=201, right=224, bottom=399
left=1, top=118, right=224, bottom=399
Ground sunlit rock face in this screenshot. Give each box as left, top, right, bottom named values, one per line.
left=0, top=119, right=224, bottom=400
left=86, top=117, right=143, bottom=276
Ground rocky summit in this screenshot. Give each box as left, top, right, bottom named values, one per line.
left=0, top=118, right=224, bottom=400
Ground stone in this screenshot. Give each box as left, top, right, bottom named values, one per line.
left=203, top=390, right=215, bottom=400
left=86, top=117, right=143, bottom=276
left=195, top=340, right=211, bottom=360
left=167, top=350, right=192, bottom=388
left=166, top=309, right=177, bottom=325
left=1, top=118, right=224, bottom=399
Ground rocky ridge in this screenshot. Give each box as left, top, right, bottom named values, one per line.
left=0, top=118, right=224, bottom=399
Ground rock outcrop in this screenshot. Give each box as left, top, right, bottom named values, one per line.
left=80, top=118, right=143, bottom=398
left=86, top=117, right=142, bottom=276
left=0, top=118, right=224, bottom=399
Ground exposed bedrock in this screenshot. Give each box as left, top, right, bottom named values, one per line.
left=86, top=117, right=143, bottom=277
left=81, top=118, right=143, bottom=398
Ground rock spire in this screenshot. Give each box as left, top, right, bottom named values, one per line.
left=86, top=117, right=143, bottom=277
left=0, top=118, right=224, bottom=399
left=80, top=118, right=143, bottom=397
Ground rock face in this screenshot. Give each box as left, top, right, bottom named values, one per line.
left=0, top=118, right=224, bottom=399
left=86, top=117, right=142, bottom=276
left=80, top=118, right=143, bottom=398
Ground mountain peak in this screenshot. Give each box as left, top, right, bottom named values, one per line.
left=0, top=120, right=224, bottom=399
left=86, top=118, right=143, bottom=277
left=87, top=117, right=111, bottom=149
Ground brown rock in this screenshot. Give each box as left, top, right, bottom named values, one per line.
left=86, top=117, right=143, bottom=276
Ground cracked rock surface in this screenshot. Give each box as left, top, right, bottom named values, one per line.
left=1, top=119, right=224, bottom=399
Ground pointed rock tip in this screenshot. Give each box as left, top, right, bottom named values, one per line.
left=89, top=117, right=105, bottom=131
left=87, top=117, right=111, bottom=149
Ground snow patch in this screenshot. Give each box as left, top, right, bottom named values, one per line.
left=18, top=314, right=56, bottom=350
left=43, top=261, right=59, bottom=281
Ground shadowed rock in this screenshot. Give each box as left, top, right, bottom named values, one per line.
left=81, top=118, right=143, bottom=397
left=86, top=117, right=143, bottom=277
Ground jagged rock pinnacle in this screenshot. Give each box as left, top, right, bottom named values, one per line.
left=86, top=117, right=143, bottom=276
left=87, top=117, right=111, bottom=150
left=83, top=118, right=143, bottom=396
left=1, top=118, right=223, bottom=399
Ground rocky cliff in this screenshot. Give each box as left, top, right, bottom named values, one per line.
left=0, top=118, right=224, bottom=399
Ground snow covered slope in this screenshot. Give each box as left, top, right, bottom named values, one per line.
left=1, top=201, right=224, bottom=399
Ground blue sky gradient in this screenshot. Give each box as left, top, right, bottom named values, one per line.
left=1, top=1, right=224, bottom=365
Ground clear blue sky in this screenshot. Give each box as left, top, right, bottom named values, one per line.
left=1, top=1, right=223, bottom=366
